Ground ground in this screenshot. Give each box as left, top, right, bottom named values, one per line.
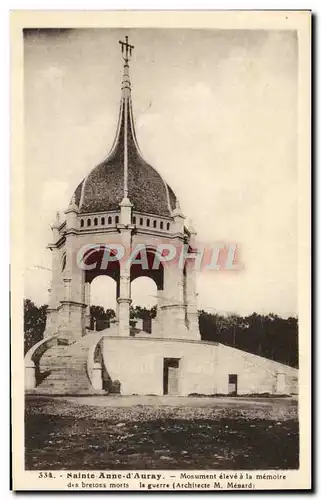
left=25, top=395, right=299, bottom=470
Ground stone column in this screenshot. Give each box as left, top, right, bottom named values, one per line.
left=84, top=281, right=91, bottom=329
left=116, top=279, right=120, bottom=322
left=152, top=288, right=164, bottom=337
left=45, top=229, right=62, bottom=337
left=185, top=258, right=201, bottom=340
left=45, top=285, right=57, bottom=338
left=117, top=199, right=133, bottom=337
left=117, top=261, right=131, bottom=336
left=58, top=198, right=86, bottom=342
left=161, top=259, right=187, bottom=339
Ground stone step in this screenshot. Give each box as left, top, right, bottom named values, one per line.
left=40, top=363, right=86, bottom=369
left=36, top=379, right=95, bottom=389
left=33, top=386, right=103, bottom=395
left=33, top=335, right=102, bottom=395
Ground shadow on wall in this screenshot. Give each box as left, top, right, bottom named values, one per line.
left=94, top=343, right=121, bottom=394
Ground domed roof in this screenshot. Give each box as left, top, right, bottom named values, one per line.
left=73, top=49, right=177, bottom=218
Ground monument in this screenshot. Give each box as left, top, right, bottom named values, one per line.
left=25, top=37, right=298, bottom=397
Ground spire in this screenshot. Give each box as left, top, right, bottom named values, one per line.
left=119, top=35, right=134, bottom=99
left=119, top=36, right=135, bottom=199
left=53, top=211, right=60, bottom=228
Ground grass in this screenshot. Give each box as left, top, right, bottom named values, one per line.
left=25, top=395, right=299, bottom=470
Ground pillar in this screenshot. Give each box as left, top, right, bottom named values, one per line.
left=185, top=258, right=201, bottom=340
left=172, top=200, right=185, bottom=234
left=45, top=219, right=64, bottom=337
left=25, top=360, right=36, bottom=390
left=45, top=286, right=58, bottom=338
left=117, top=199, right=133, bottom=336
left=152, top=288, right=164, bottom=337
left=117, top=261, right=131, bottom=336
left=161, top=259, right=187, bottom=339
left=58, top=198, right=86, bottom=341
left=92, top=362, right=103, bottom=391
left=84, top=282, right=91, bottom=329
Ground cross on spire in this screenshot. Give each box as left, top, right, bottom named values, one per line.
left=119, top=35, right=134, bottom=63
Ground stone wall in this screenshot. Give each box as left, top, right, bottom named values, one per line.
left=101, top=337, right=298, bottom=396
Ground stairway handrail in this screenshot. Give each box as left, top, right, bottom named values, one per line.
left=24, top=333, right=59, bottom=367
left=86, top=333, right=105, bottom=386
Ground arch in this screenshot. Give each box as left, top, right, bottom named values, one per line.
left=140, top=217, right=143, bottom=225
left=131, top=277, right=157, bottom=308
left=115, top=215, right=119, bottom=224
left=153, top=220, right=157, bottom=228
left=87, top=218, right=91, bottom=227
left=83, top=245, right=120, bottom=285
left=146, top=218, right=150, bottom=227
left=130, top=246, right=164, bottom=290
left=166, top=222, right=170, bottom=230
left=80, top=219, right=84, bottom=228
left=160, top=221, right=164, bottom=230
left=101, top=217, right=105, bottom=225
left=90, top=275, right=117, bottom=331
left=108, top=216, right=112, bottom=225
left=131, top=277, right=157, bottom=334
left=94, top=217, right=98, bottom=226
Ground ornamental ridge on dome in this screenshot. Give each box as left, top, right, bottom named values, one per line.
left=71, top=36, right=178, bottom=218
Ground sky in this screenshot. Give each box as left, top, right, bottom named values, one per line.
left=24, top=28, right=298, bottom=317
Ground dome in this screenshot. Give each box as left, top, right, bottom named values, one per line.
left=73, top=58, right=177, bottom=217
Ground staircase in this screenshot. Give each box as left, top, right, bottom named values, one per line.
left=32, top=334, right=105, bottom=395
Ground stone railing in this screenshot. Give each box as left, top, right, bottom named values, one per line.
left=79, top=211, right=119, bottom=231
left=132, top=212, right=172, bottom=233
left=86, top=333, right=105, bottom=391
left=24, top=333, right=59, bottom=390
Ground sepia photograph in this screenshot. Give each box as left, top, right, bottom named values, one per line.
left=11, top=10, right=311, bottom=491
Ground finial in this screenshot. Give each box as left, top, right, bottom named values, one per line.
left=187, top=218, right=197, bottom=235
left=69, top=193, right=77, bottom=207
left=119, top=36, right=134, bottom=98
left=65, top=193, right=79, bottom=215
left=172, top=198, right=184, bottom=218
left=119, top=35, right=134, bottom=63
left=51, top=211, right=60, bottom=231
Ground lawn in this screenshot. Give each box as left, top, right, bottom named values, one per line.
left=25, top=395, right=299, bottom=470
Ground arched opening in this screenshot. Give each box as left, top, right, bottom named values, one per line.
left=90, top=275, right=117, bottom=331
left=83, top=245, right=120, bottom=331
left=131, top=277, right=157, bottom=334
left=130, top=247, right=164, bottom=335
left=87, top=219, right=91, bottom=227
left=167, top=222, right=170, bottom=230
left=140, top=217, right=143, bottom=225
left=80, top=219, right=84, bottom=228
left=94, top=217, right=98, bottom=226
left=153, top=220, right=157, bottom=228
left=101, top=217, right=105, bottom=225
left=146, top=218, right=150, bottom=227
left=108, top=216, right=112, bottom=225
left=160, top=221, right=163, bottom=230
left=115, top=215, right=119, bottom=224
